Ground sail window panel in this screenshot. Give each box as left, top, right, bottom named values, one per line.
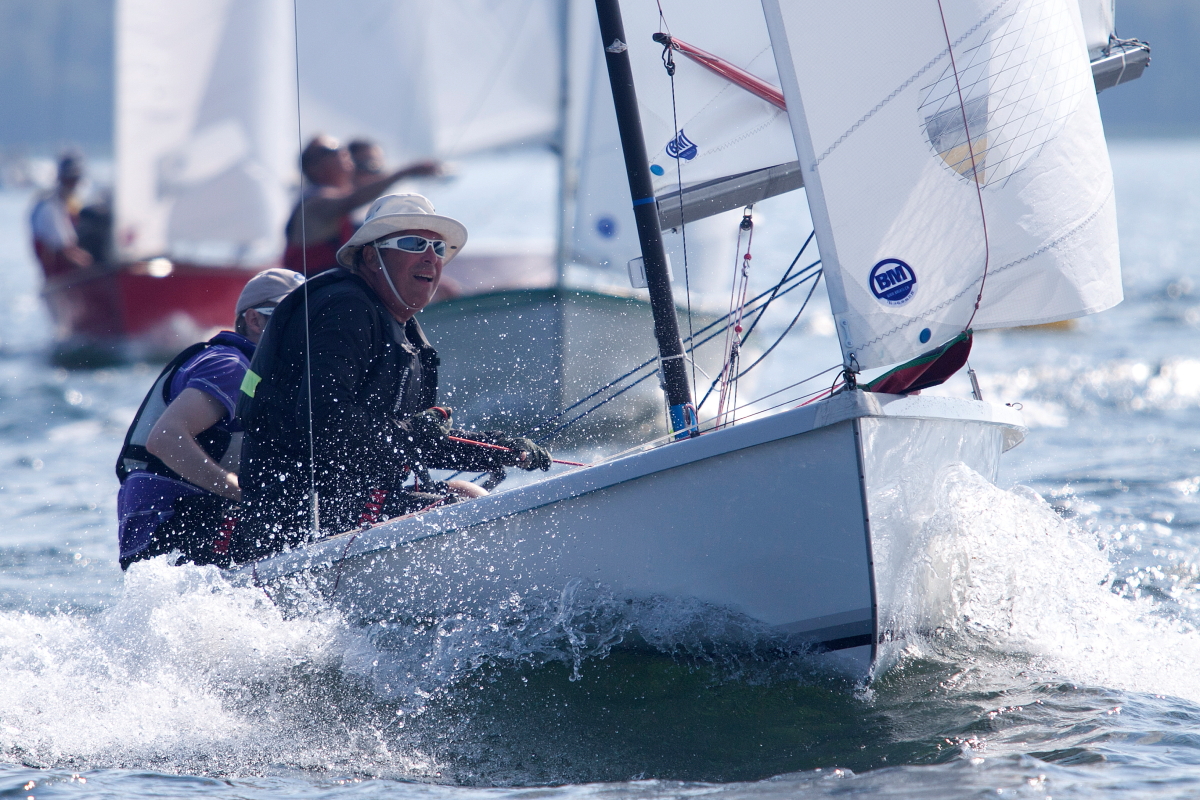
left=763, top=0, right=1120, bottom=370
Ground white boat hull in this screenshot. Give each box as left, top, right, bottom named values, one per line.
left=236, top=391, right=1024, bottom=682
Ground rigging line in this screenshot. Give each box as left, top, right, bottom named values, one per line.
left=694, top=266, right=821, bottom=411
left=717, top=208, right=756, bottom=427
left=663, top=32, right=697, bottom=400
left=734, top=269, right=823, bottom=380
left=715, top=212, right=748, bottom=423
left=583, top=262, right=820, bottom=422
left=525, top=258, right=822, bottom=436
left=655, top=0, right=670, bottom=34
left=607, top=369, right=840, bottom=467
left=535, top=370, right=661, bottom=445
left=522, top=362, right=842, bottom=480
left=291, top=0, right=318, bottom=536
left=734, top=234, right=815, bottom=348
left=934, top=0, right=990, bottom=329
left=694, top=365, right=841, bottom=431
left=687, top=265, right=823, bottom=408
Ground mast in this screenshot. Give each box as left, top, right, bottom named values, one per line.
left=594, top=0, right=696, bottom=438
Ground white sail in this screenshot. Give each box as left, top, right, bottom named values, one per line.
left=566, top=0, right=800, bottom=288
left=114, top=0, right=296, bottom=265
left=625, top=0, right=799, bottom=226
left=293, top=0, right=562, bottom=162
left=1077, top=0, right=1116, bottom=57
left=562, top=4, right=639, bottom=280
left=762, top=0, right=1121, bottom=370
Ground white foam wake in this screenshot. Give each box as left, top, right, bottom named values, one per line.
left=892, top=465, right=1200, bottom=702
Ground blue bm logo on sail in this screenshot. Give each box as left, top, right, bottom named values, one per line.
left=869, top=258, right=916, bottom=305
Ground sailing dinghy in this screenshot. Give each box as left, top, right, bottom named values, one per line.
left=233, top=0, right=1123, bottom=681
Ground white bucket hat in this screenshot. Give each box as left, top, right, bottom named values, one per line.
left=336, top=193, right=467, bottom=268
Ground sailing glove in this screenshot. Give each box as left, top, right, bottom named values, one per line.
left=485, top=433, right=552, bottom=471
left=403, top=406, right=453, bottom=454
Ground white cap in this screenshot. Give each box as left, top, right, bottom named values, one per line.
left=235, top=268, right=305, bottom=315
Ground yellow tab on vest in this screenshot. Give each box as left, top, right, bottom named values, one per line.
left=240, top=369, right=262, bottom=398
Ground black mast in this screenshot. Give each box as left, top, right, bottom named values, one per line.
left=595, top=0, right=696, bottom=438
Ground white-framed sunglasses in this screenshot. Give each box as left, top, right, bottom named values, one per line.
left=251, top=304, right=278, bottom=316
left=375, top=235, right=448, bottom=258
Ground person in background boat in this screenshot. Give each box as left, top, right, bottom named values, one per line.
left=283, top=135, right=442, bottom=276
left=348, top=138, right=386, bottom=189
left=29, top=153, right=93, bottom=279
left=234, top=194, right=551, bottom=563
left=114, top=268, right=306, bottom=571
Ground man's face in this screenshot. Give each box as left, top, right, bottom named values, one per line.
left=372, top=228, right=445, bottom=313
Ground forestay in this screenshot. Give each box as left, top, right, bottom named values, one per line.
left=762, top=0, right=1121, bottom=370
left=115, top=0, right=296, bottom=265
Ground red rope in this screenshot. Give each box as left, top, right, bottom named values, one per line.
left=716, top=210, right=755, bottom=428
left=446, top=435, right=589, bottom=467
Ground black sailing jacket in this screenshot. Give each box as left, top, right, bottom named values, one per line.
left=235, top=268, right=509, bottom=559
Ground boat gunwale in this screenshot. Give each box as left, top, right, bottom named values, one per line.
left=234, top=390, right=1025, bottom=583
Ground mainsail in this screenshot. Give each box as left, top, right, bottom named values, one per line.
left=566, top=0, right=800, bottom=285
left=762, top=0, right=1121, bottom=370
left=293, top=0, right=563, bottom=162
left=114, top=0, right=296, bottom=265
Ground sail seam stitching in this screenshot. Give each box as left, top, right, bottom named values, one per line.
left=812, top=0, right=1013, bottom=169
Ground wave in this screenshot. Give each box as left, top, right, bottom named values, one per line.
left=3, top=466, right=1198, bottom=781
left=889, top=465, right=1200, bottom=704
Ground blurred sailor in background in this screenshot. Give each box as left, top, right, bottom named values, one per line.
left=114, top=268, right=305, bottom=570
left=283, top=135, right=442, bottom=276
left=29, top=152, right=93, bottom=279
left=348, top=138, right=386, bottom=189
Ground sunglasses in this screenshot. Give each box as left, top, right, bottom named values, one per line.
left=251, top=304, right=277, bottom=317
left=375, top=235, right=447, bottom=258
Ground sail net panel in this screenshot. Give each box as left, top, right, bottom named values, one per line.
left=762, top=0, right=1121, bottom=370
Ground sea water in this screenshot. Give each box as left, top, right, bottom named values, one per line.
left=2, top=140, right=1200, bottom=798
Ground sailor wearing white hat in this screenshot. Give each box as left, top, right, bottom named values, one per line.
left=234, top=195, right=551, bottom=562
left=335, top=193, right=468, bottom=320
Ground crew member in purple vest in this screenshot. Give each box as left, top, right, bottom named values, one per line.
left=114, top=268, right=305, bottom=570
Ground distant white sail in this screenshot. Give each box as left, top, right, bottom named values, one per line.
left=1077, top=0, right=1116, bottom=56
left=293, top=0, right=562, bottom=161
left=114, top=0, right=296, bottom=265
left=763, top=0, right=1121, bottom=369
